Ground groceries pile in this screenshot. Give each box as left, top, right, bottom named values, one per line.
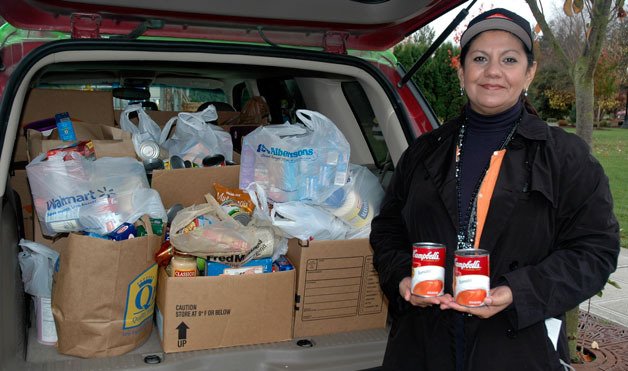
left=20, top=104, right=385, bottom=356
left=155, top=183, right=293, bottom=277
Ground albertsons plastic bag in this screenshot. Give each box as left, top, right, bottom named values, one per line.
left=239, top=109, right=350, bottom=203
left=26, top=154, right=167, bottom=236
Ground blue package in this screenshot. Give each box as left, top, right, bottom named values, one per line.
left=273, top=255, right=294, bottom=271
left=107, top=223, right=137, bottom=241
left=205, top=257, right=273, bottom=276
left=55, top=112, right=77, bottom=141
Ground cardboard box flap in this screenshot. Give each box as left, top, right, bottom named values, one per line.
left=151, top=166, right=240, bottom=208
left=21, top=88, right=115, bottom=127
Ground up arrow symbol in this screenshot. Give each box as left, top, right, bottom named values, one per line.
left=177, top=322, right=189, bottom=340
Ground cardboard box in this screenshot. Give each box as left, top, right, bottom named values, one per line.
left=16, top=89, right=116, bottom=163
left=9, top=169, right=34, bottom=241
left=156, top=267, right=294, bottom=353
left=287, top=238, right=388, bottom=338
left=151, top=165, right=295, bottom=353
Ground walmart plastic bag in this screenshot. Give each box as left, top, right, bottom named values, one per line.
left=239, top=109, right=350, bottom=203
left=161, top=105, right=233, bottom=164
left=26, top=155, right=167, bottom=236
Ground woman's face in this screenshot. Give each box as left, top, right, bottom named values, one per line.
left=458, top=30, right=536, bottom=115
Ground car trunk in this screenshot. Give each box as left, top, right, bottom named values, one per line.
left=0, top=38, right=427, bottom=370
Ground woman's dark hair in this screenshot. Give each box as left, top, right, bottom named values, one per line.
left=459, top=32, right=539, bottom=116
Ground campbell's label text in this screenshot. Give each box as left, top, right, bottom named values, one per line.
left=411, top=243, right=446, bottom=297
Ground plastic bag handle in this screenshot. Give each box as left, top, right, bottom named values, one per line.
left=119, top=104, right=143, bottom=134
left=262, top=123, right=308, bottom=137
left=296, top=109, right=328, bottom=131
left=139, top=215, right=154, bottom=236
left=159, top=116, right=178, bottom=144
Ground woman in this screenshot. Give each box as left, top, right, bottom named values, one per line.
left=370, top=8, right=619, bottom=371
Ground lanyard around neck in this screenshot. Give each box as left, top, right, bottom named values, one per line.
left=455, top=116, right=521, bottom=250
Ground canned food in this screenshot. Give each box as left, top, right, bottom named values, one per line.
left=454, top=249, right=490, bottom=307
left=139, top=140, right=161, bottom=160
left=411, top=242, right=446, bottom=297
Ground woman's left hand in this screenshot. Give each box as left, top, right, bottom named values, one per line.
left=439, top=285, right=513, bottom=319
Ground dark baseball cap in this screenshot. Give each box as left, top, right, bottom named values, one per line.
left=460, top=8, right=533, bottom=51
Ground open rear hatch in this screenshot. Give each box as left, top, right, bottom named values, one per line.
left=0, top=0, right=464, bottom=51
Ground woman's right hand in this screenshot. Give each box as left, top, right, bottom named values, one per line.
left=399, top=277, right=452, bottom=308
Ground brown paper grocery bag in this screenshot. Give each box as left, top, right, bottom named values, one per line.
left=51, top=231, right=161, bottom=358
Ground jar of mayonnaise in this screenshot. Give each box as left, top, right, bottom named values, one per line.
left=169, top=251, right=197, bottom=278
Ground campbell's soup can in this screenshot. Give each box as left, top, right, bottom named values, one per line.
left=411, top=242, right=446, bottom=297
left=454, top=249, right=490, bottom=307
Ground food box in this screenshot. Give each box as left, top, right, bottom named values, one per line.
left=155, top=266, right=295, bottom=353
left=152, top=166, right=295, bottom=352
left=287, top=238, right=388, bottom=338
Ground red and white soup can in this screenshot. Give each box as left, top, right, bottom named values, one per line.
left=454, top=249, right=490, bottom=307
left=411, top=242, right=446, bottom=297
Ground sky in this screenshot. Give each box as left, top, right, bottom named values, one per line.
left=428, top=0, right=558, bottom=44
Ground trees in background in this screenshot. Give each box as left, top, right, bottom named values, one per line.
left=526, top=0, right=626, bottom=146
left=394, top=27, right=465, bottom=123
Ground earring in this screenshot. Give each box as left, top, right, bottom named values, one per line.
left=460, top=87, right=465, bottom=96
left=524, top=88, right=528, bottom=97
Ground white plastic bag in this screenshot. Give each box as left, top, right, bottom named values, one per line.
left=26, top=155, right=167, bottom=236
left=119, top=104, right=164, bottom=158
left=161, top=105, right=233, bottom=164
left=247, top=182, right=348, bottom=241
left=323, top=164, right=385, bottom=237
left=18, top=239, right=59, bottom=345
left=18, top=239, right=59, bottom=298
left=271, top=202, right=348, bottom=241
left=239, top=109, right=350, bottom=203
left=169, top=203, right=257, bottom=257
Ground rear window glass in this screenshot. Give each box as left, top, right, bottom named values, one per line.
left=341, top=81, right=389, bottom=167
left=34, top=83, right=227, bottom=112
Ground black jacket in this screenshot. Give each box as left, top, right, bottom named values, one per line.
left=370, top=109, right=620, bottom=371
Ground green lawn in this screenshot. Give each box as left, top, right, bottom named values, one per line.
left=565, top=127, right=627, bottom=249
